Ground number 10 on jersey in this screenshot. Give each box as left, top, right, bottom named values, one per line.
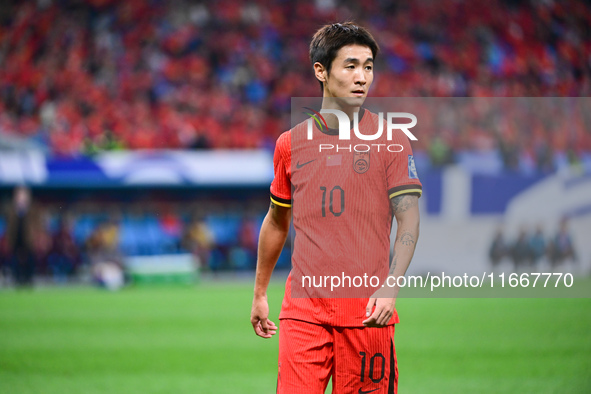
left=320, top=186, right=345, bottom=217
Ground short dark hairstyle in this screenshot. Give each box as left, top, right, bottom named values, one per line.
left=309, top=22, right=380, bottom=90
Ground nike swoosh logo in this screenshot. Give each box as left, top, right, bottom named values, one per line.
left=358, top=388, right=379, bottom=394
left=296, top=159, right=316, bottom=169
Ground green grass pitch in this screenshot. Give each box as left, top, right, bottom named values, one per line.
left=0, top=282, right=590, bottom=393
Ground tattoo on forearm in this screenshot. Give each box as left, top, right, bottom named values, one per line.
left=389, top=255, right=398, bottom=275
left=270, top=202, right=276, bottom=209
left=399, top=231, right=415, bottom=246
left=391, top=194, right=417, bottom=214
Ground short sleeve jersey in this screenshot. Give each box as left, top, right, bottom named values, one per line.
left=270, top=109, right=422, bottom=327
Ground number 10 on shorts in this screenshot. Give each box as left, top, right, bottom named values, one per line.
left=360, top=351, right=386, bottom=383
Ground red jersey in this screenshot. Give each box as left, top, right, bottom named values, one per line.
left=270, top=109, right=422, bottom=327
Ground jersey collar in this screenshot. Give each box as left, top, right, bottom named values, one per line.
left=322, top=107, right=366, bottom=136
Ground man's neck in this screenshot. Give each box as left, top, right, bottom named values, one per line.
left=320, top=97, right=360, bottom=128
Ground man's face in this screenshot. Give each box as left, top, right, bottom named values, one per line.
left=318, top=44, right=374, bottom=106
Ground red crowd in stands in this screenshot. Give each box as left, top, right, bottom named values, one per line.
left=0, top=0, right=590, bottom=162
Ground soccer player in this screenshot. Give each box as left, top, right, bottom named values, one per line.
left=250, top=22, right=421, bottom=393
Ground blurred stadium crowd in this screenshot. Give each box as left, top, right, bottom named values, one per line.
left=0, top=0, right=590, bottom=168
left=489, top=218, right=578, bottom=272
left=0, top=186, right=277, bottom=285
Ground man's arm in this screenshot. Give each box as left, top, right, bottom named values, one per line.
left=363, top=194, right=420, bottom=327
left=250, top=201, right=291, bottom=338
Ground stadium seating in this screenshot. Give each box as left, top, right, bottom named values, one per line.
left=0, top=0, right=589, bottom=167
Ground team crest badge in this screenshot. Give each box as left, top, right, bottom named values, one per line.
left=353, top=151, right=370, bottom=174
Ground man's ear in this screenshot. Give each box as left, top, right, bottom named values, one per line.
left=314, top=62, right=327, bottom=83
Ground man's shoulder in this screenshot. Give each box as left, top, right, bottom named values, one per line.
left=275, top=129, right=291, bottom=152
left=276, top=118, right=311, bottom=149
left=277, top=129, right=291, bottom=142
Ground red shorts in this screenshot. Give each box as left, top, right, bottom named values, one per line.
left=277, top=319, right=397, bottom=394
